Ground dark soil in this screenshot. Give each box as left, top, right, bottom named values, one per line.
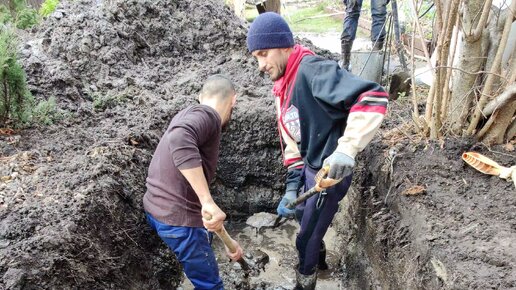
left=334, top=99, right=516, bottom=289
left=1, top=0, right=333, bottom=289
left=1, top=0, right=514, bottom=289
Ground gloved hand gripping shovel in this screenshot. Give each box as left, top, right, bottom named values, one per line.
left=285, top=165, right=342, bottom=210
left=246, top=166, right=342, bottom=230
left=269, top=166, right=342, bottom=227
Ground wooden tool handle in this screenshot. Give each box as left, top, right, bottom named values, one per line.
left=214, top=227, right=237, bottom=253
left=203, top=214, right=236, bottom=253
left=314, top=165, right=341, bottom=190
left=285, top=166, right=342, bottom=209
left=203, top=213, right=251, bottom=272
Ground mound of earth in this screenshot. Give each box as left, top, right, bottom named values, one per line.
left=333, top=99, right=516, bottom=289
left=2, top=0, right=284, bottom=288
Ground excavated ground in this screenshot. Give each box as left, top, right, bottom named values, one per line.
left=333, top=99, right=516, bottom=289
left=1, top=0, right=333, bottom=289
left=1, top=0, right=515, bottom=289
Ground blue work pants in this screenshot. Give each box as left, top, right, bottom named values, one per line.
left=146, top=213, right=223, bottom=290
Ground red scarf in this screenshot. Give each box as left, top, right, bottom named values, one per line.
left=272, top=45, right=314, bottom=166
left=272, top=44, right=315, bottom=104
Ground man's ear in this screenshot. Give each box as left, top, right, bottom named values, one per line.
left=231, top=94, right=237, bottom=107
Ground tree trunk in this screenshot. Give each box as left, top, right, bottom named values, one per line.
left=481, top=101, right=516, bottom=145
left=264, top=0, right=281, bottom=14
left=447, top=0, right=487, bottom=135
left=506, top=118, right=516, bottom=141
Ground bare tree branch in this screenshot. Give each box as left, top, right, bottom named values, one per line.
left=410, top=18, right=424, bottom=132
left=466, top=0, right=493, bottom=41
left=482, top=84, right=516, bottom=116
left=441, top=18, right=461, bottom=119
left=431, top=0, right=461, bottom=138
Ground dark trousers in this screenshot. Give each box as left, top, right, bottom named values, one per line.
left=341, top=0, right=388, bottom=44
left=295, top=167, right=353, bottom=275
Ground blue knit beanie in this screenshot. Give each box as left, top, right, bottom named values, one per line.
left=247, top=12, right=294, bottom=52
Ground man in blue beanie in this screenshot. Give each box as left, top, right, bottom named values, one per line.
left=247, top=12, right=388, bottom=290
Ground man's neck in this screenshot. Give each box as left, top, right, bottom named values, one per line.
left=201, top=100, right=226, bottom=126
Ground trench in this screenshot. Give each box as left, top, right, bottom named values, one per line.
left=166, top=142, right=395, bottom=290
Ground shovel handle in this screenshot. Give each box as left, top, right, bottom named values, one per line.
left=202, top=214, right=237, bottom=253
left=285, top=166, right=342, bottom=209
left=203, top=214, right=251, bottom=272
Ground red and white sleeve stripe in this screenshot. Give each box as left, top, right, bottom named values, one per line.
left=336, top=90, right=389, bottom=158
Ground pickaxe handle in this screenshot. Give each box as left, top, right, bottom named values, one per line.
left=285, top=166, right=342, bottom=209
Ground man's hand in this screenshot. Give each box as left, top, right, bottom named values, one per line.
left=323, top=151, right=355, bottom=180
left=225, top=238, right=244, bottom=262
left=276, top=190, right=297, bottom=218
left=201, top=201, right=226, bottom=232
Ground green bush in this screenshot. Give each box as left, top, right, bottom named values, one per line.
left=31, top=96, right=65, bottom=125
left=92, top=93, right=128, bottom=112
left=14, top=6, right=38, bottom=29
left=0, top=28, right=33, bottom=126
left=0, top=1, right=39, bottom=29
left=0, top=5, right=13, bottom=24
left=39, top=0, right=59, bottom=17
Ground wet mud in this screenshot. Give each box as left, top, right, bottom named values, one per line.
left=179, top=219, right=342, bottom=290
left=1, top=0, right=514, bottom=289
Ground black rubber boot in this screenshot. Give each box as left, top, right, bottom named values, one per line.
left=318, top=241, right=329, bottom=270
left=294, top=269, right=317, bottom=290
left=340, top=41, right=353, bottom=71
left=372, top=41, right=384, bottom=51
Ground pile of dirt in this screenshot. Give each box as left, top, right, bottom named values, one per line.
left=2, top=0, right=339, bottom=287
left=333, top=99, right=516, bottom=289
left=1, top=0, right=290, bottom=288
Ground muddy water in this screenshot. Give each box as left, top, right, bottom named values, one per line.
left=179, top=218, right=343, bottom=289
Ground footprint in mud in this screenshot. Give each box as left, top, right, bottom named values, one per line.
left=179, top=218, right=343, bottom=289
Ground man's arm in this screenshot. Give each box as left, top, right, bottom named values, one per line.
left=309, top=59, right=388, bottom=178
left=168, top=108, right=226, bottom=231
left=179, top=166, right=225, bottom=232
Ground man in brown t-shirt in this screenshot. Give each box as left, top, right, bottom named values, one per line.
left=143, top=75, right=242, bottom=289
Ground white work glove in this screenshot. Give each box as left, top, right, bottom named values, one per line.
left=323, top=151, right=355, bottom=180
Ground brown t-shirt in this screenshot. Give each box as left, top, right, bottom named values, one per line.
left=143, top=105, right=221, bottom=227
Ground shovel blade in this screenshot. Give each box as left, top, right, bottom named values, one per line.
left=245, top=212, right=280, bottom=229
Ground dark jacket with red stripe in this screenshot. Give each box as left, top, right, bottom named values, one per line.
left=279, top=55, right=388, bottom=171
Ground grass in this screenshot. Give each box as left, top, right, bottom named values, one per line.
left=287, top=6, right=342, bottom=33
left=245, top=4, right=343, bottom=34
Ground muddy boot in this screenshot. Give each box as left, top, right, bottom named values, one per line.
left=294, top=270, right=317, bottom=290
left=318, top=241, right=328, bottom=270
left=372, top=41, right=384, bottom=51
left=340, top=41, right=353, bottom=71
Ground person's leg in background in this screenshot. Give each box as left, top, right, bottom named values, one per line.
left=146, top=213, right=223, bottom=290
left=370, top=0, right=388, bottom=50
left=340, top=0, right=363, bottom=70
left=294, top=169, right=353, bottom=289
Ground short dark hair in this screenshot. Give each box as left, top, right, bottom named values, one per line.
left=200, top=74, right=235, bottom=101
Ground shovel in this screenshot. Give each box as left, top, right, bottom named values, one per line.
left=203, top=213, right=251, bottom=273
left=285, top=165, right=342, bottom=209
left=246, top=166, right=342, bottom=229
